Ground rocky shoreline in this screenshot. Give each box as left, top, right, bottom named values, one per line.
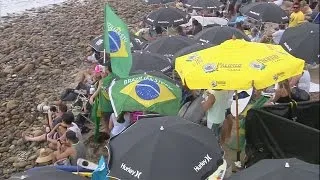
left=0, top=0, right=158, bottom=178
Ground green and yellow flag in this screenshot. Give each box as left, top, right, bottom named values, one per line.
left=104, top=4, right=132, bottom=78
left=109, top=74, right=182, bottom=117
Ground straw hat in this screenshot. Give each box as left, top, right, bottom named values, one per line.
left=35, top=148, right=53, bottom=164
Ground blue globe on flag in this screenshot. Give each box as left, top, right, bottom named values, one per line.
left=135, top=80, right=160, bottom=100
left=108, top=31, right=121, bottom=53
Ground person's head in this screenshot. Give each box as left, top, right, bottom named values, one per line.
left=292, top=2, right=301, bottom=12
left=65, top=130, right=79, bottom=144
left=61, top=112, right=75, bottom=126
left=251, top=28, right=259, bottom=36
left=155, top=26, right=163, bottom=35
left=279, top=24, right=286, bottom=30
left=58, top=103, right=68, bottom=113
left=116, top=111, right=130, bottom=123
left=176, top=26, right=184, bottom=34
left=235, top=22, right=243, bottom=30
left=192, top=19, right=200, bottom=26
left=93, top=64, right=103, bottom=77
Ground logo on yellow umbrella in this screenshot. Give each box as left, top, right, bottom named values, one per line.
left=204, top=63, right=218, bottom=73
left=273, top=72, right=285, bottom=81
left=250, top=61, right=266, bottom=70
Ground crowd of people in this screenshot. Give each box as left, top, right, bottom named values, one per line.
left=21, top=0, right=317, bottom=175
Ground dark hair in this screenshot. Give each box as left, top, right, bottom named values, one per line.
left=192, top=19, right=199, bottom=26
left=176, top=26, right=183, bottom=33
left=107, top=60, right=112, bottom=73
left=50, top=106, right=57, bottom=112
left=66, top=130, right=79, bottom=143
left=61, top=112, right=74, bottom=125
left=116, top=112, right=126, bottom=123
left=279, top=24, right=285, bottom=30
left=58, top=103, right=68, bottom=113
left=155, top=26, right=163, bottom=35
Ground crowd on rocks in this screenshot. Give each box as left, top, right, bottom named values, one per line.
left=0, top=0, right=319, bottom=178
left=0, top=0, right=159, bottom=178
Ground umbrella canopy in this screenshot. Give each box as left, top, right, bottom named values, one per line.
left=89, top=34, right=148, bottom=52
left=173, top=43, right=216, bottom=62
left=194, top=26, right=250, bottom=45
left=279, top=22, right=319, bottom=64
left=230, top=158, right=320, bottom=180
left=185, top=0, right=224, bottom=10
left=180, top=16, right=229, bottom=27
left=141, top=0, right=175, bottom=4
left=144, top=7, right=189, bottom=27
left=144, top=35, right=197, bottom=57
left=109, top=73, right=182, bottom=116
left=175, top=39, right=305, bottom=90
left=240, top=2, right=289, bottom=23
left=9, top=166, right=88, bottom=180
left=131, top=51, right=173, bottom=74
left=109, top=116, right=224, bottom=180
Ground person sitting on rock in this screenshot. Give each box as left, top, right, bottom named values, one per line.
left=24, top=103, right=68, bottom=143
left=52, top=130, right=87, bottom=166
left=47, top=112, right=82, bottom=150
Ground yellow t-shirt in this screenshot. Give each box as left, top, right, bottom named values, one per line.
left=289, top=11, right=305, bottom=27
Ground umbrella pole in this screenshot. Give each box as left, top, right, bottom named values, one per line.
left=235, top=90, right=241, bottom=162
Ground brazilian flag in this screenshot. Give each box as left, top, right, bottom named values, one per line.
left=104, top=4, right=132, bottom=78
left=109, top=74, right=182, bottom=117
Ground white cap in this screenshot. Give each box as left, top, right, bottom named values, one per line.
left=160, top=126, right=164, bottom=131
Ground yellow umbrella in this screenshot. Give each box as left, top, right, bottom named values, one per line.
left=175, top=39, right=305, bottom=90
left=175, top=39, right=305, bottom=163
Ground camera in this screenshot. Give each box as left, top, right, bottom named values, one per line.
left=37, top=102, right=57, bottom=113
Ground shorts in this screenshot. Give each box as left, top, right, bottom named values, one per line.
left=102, top=112, right=113, bottom=123
left=212, top=123, right=222, bottom=138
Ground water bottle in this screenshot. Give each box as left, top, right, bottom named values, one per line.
left=89, top=85, right=95, bottom=95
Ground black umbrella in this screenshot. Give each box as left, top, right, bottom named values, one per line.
left=230, top=158, right=320, bottom=180
left=173, top=43, right=216, bottom=62
left=194, top=26, right=250, bottom=45
left=9, top=166, right=88, bottom=180
left=131, top=51, right=173, bottom=74
left=141, top=0, right=175, bottom=4
left=279, top=22, right=319, bottom=64
left=89, top=34, right=148, bottom=52
left=144, top=7, right=189, bottom=27
left=144, top=35, right=197, bottom=57
left=109, top=116, right=224, bottom=180
left=185, top=0, right=224, bottom=10
left=240, top=2, right=289, bottom=23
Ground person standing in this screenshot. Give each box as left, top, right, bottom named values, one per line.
left=271, top=24, right=286, bottom=44
left=289, top=2, right=305, bottom=27
left=89, top=58, right=117, bottom=137
left=205, top=90, right=234, bottom=141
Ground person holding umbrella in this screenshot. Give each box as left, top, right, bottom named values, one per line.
left=289, top=2, right=305, bottom=27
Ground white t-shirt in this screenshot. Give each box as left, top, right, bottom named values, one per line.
left=272, top=29, right=285, bottom=44
left=110, top=113, right=131, bottom=137
left=298, top=70, right=311, bottom=93
left=273, top=0, right=283, bottom=6
left=206, top=90, right=234, bottom=129
left=68, top=122, right=82, bottom=140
